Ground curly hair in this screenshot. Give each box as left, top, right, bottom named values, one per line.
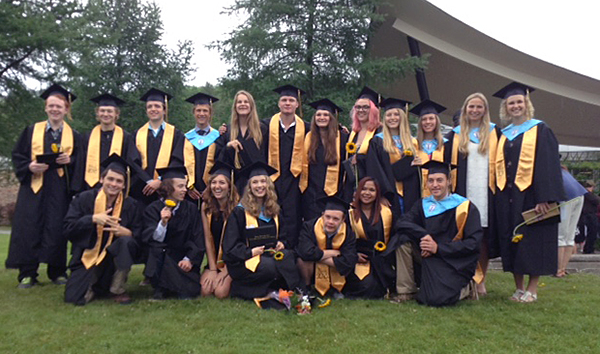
left=202, top=173, right=240, bottom=220
left=458, top=93, right=491, bottom=156
left=157, top=178, right=175, bottom=199
left=381, top=107, right=415, bottom=155
left=351, top=99, right=381, bottom=132
left=499, top=94, right=535, bottom=125
left=240, top=176, right=280, bottom=218
left=352, top=176, right=382, bottom=226
left=308, top=110, right=339, bottom=165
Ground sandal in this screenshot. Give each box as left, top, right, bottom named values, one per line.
left=510, top=289, right=525, bottom=302
left=519, top=291, right=537, bottom=303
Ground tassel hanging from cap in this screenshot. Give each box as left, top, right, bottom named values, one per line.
left=165, top=94, right=169, bottom=123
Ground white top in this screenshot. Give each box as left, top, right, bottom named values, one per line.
left=466, top=142, right=488, bottom=227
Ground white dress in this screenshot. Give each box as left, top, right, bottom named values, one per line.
left=466, top=142, right=488, bottom=227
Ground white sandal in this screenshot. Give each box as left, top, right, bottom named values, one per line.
left=519, top=291, right=537, bottom=303
left=510, top=289, right=525, bottom=302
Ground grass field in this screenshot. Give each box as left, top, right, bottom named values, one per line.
left=1, top=233, right=599, bottom=354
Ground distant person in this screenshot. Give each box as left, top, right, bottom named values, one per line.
left=556, top=167, right=586, bottom=277
left=581, top=181, right=600, bottom=254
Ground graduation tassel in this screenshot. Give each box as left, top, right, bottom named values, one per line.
left=165, top=94, right=169, bottom=123
left=67, top=93, right=73, bottom=121
left=125, top=166, right=131, bottom=198
left=298, top=89, right=303, bottom=118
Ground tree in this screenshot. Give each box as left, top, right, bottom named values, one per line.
left=212, top=0, right=427, bottom=124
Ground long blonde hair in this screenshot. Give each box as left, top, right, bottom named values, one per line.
left=240, top=176, right=280, bottom=218
left=382, top=108, right=415, bottom=154
left=499, top=94, right=535, bottom=125
left=458, top=93, right=491, bottom=156
left=229, top=90, right=262, bottom=147
left=416, top=114, right=443, bottom=152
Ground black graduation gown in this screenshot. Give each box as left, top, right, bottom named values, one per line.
left=6, top=123, right=84, bottom=273
left=301, top=131, right=348, bottom=222
left=183, top=129, right=223, bottom=196
left=129, top=125, right=184, bottom=206
left=443, top=127, right=500, bottom=257
left=342, top=127, right=381, bottom=202
left=263, top=118, right=310, bottom=249
left=398, top=201, right=482, bottom=307
left=142, top=199, right=203, bottom=297
left=296, top=217, right=358, bottom=293
left=367, top=136, right=420, bottom=215
left=216, top=125, right=268, bottom=193
left=82, top=127, right=142, bottom=190
left=494, top=122, right=564, bottom=275
left=63, top=189, right=142, bottom=305
left=344, top=210, right=399, bottom=299
left=222, top=206, right=301, bottom=300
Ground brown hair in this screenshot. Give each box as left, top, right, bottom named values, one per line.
left=416, top=114, right=443, bottom=152
left=202, top=173, right=240, bottom=220
left=308, top=110, right=338, bottom=165
left=352, top=176, right=382, bottom=225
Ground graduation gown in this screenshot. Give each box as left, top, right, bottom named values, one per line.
left=301, top=131, right=348, bottom=222
left=6, top=123, right=84, bottom=272
left=130, top=124, right=184, bottom=206
left=444, top=126, right=500, bottom=257
left=398, top=197, right=482, bottom=307
left=63, top=189, right=142, bottom=305
left=222, top=206, right=301, bottom=300
left=216, top=125, right=268, bottom=193
left=367, top=135, right=420, bottom=215
left=183, top=127, right=222, bottom=199
left=494, top=121, right=564, bottom=275
left=82, top=126, right=142, bottom=190
left=296, top=217, right=357, bottom=295
left=344, top=207, right=399, bottom=299
left=342, top=127, right=381, bottom=202
left=142, top=199, right=203, bottom=297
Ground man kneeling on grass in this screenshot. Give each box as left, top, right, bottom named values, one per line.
left=64, top=155, right=142, bottom=305
left=397, top=161, right=482, bottom=307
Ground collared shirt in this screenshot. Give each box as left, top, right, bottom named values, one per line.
left=153, top=201, right=181, bottom=242
left=46, top=121, right=63, bottom=140
left=149, top=121, right=166, bottom=138
left=195, top=125, right=211, bottom=136
left=279, top=116, right=296, bottom=133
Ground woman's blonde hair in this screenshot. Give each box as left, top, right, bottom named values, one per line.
left=416, top=114, right=443, bottom=152
left=240, top=176, right=280, bottom=218
left=229, top=90, right=262, bottom=147
left=382, top=107, right=415, bottom=155
left=499, top=94, right=535, bottom=125
left=458, top=93, right=491, bottom=156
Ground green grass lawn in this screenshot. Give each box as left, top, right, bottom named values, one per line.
left=1, top=232, right=599, bottom=354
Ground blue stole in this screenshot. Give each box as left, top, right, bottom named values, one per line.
left=375, top=132, right=403, bottom=150
left=422, top=193, right=468, bottom=218
left=185, top=127, right=220, bottom=151
left=422, top=139, right=438, bottom=155
left=453, top=123, right=496, bottom=144
left=501, top=119, right=542, bottom=141
left=237, top=203, right=272, bottom=223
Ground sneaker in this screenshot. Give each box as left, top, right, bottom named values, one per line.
left=18, top=277, right=37, bottom=289
left=112, top=293, right=133, bottom=305
left=150, top=289, right=165, bottom=301
left=389, top=293, right=414, bottom=304
left=52, top=276, right=68, bottom=285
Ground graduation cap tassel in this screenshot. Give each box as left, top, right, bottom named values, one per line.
left=165, top=94, right=169, bottom=123
left=125, top=166, right=131, bottom=198
left=67, top=94, right=73, bottom=121
left=298, top=89, right=303, bottom=118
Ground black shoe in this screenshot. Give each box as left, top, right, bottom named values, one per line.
left=51, top=276, right=68, bottom=285
left=18, top=277, right=38, bottom=289
left=151, top=289, right=165, bottom=301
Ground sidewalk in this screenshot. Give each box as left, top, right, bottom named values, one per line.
left=490, top=254, right=600, bottom=275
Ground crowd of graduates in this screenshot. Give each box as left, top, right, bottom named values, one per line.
left=5, top=80, right=570, bottom=307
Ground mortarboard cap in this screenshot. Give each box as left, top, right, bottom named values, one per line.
left=239, top=161, right=278, bottom=180
left=409, top=99, right=446, bottom=116
left=185, top=92, right=219, bottom=106
left=492, top=82, right=536, bottom=100
left=357, top=86, right=382, bottom=107
left=157, top=165, right=188, bottom=180
left=380, top=97, right=411, bottom=111
left=40, top=83, right=77, bottom=102
left=91, top=93, right=125, bottom=107
left=273, top=84, right=306, bottom=99
left=308, top=98, right=343, bottom=115
left=209, top=160, right=235, bottom=178
left=100, top=153, right=131, bottom=176
left=140, top=88, right=173, bottom=103
left=319, top=196, right=350, bottom=213
left=421, top=160, right=456, bottom=177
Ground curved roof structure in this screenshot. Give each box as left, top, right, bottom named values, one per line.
left=371, top=0, right=600, bottom=147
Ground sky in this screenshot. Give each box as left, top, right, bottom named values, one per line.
left=154, top=0, right=600, bottom=87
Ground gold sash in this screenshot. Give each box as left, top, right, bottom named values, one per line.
left=85, top=125, right=124, bottom=187
left=388, top=137, right=417, bottom=197
left=451, top=200, right=484, bottom=283
left=349, top=205, right=392, bottom=280
left=136, top=122, right=175, bottom=179
left=268, top=114, right=305, bottom=181
left=205, top=211, right=228, bottom=270
left=347, top=129, right=376, bottom=158
left=450, top=129, right=498, bottom=194
left=244, top=211, right=279, bottom=272
left=314, top=217, right=347, bottom=296
left=30, top=121, right=74, bottom=193
left=496, top=125, right=538, bottom=192
left=184, top=139, right=217, bottom=189
left=299, top=131, right=340, bottom=196
left=81, top=190, right=124, bottom=269
left=417, top=147, right=444, bottom=198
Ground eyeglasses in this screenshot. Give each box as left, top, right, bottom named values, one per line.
left=354, top=105, right=370, bottom=111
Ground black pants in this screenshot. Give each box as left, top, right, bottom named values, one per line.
left=19, top=263, right=66, bottom=282
left=582, top=213, right=598, bottom=254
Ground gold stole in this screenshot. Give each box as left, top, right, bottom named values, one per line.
left=136, top=122, right=175, bottom=179
left=450, top=129, right=498, bottom=193
left=81, top=190, right=124, bottom=269
left=416, top=147, right=444, bottom=198
left=347, top=129, right=376, bottom=158
left=30, top=121, right=74, bottom=193
left=314, top=217, right=347, bottom=296
left=299, top=131, right=341, bottom=195
left=496, top=125, right=538, bottom=191
left=85, top=125, right=124, bottom=187
left=349, top=205, right=392, bottom=280
left=451, top=201, right=484, bottom=283
left=268, top=114, right=305, bottom=181
left=388, top=137, right=418, bottom=197
left=184, top=139, right=216, bottom=189
left=206, top=211, right=228, bottom=269
left=244, top=211, right=279, bottom=272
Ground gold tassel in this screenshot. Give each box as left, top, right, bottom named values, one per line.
left=125, top=166, right=131, bottom=198
left=165, top=94, right=169, bottom=123
left=298, top=89, right=303, bottom=118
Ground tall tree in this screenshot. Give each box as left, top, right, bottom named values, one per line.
left=212, top=0, right=427, bottom=123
